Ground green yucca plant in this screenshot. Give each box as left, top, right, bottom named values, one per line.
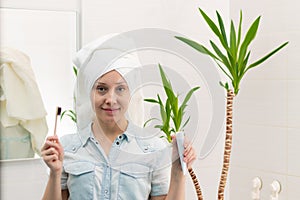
left=175, top=8, right=288, bottom=200
left=60, top=109, right=77, bottom=123
left=144, top=64, right=204, bottom=199
left=144, top=63, right=200, bottom=142
left=60, top=66, right=78, bottom=123
left=176, top=9, right=288, bottom=95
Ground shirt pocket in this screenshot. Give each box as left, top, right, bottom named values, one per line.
left=118, top=164, right=151, bottom=200
left=64, top=161, right=95, bottom=200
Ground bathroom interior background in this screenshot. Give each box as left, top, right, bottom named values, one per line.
left=0, top=0, right=299, bottom=199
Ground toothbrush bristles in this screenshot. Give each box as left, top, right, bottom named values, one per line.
left=54, top=106, right=61, bottom=136
left=57, top=107, right=62, bottom=116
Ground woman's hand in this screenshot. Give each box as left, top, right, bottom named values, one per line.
left=183, top=139, right=197, bottom=169
left=171, top=134, right=197, bottom=171
left=41, top=136, right=64, bottom=175
left=163, top=135, right=197, bottom=200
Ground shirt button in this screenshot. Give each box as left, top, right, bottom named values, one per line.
left=118, top=135, right=123, bottom=139
left=72, top=147, right=76, bottom=151
left=116, top=141, right=120, bottom=145
left=144, top=145, right=150, bottom=151
left=104, top=190, right=108, bottom=194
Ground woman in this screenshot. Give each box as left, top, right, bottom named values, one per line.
left=41, top=34, right=197, bottom=200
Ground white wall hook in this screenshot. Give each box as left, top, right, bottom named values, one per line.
left=270, top=180, right=281, bottom=200
left=252, top=177, right=262, bottom=200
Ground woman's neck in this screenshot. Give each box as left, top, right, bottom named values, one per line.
left=92, top=119, right=128, bottom=143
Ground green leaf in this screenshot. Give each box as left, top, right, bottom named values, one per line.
left=199, top=8, right=222, bottom=41
left=143, top=117, right=160, bottom=127
left=157, top=95, right=167, bottom=123
left=171, top=96, right=179, bottom=122
left=144, top=98, right=159, bottom=104
left=229, top=20, right=237, bottom=60
left=175, top=36, right=207, bottom=54
left=181, top=86, right=200, bottom=108
left=165, top=98, right=171, bottom=124
left=238, top=16, right=261, bottom=67
left=216, top=10, right=229, bottom=49
left=225, top=82, right=229, bottom=90
left=237, top=10, right=243, bottom=48
left=239, top=51, right=251, bottom=76
left=60, top=110, right=77, bottom=123
left=73, top=66, right=78, bottom=76
left=219, top=81, right=230, bottom=91
left=176, top=107, right=183, bottom=131
left=166, top=135, right=172, bottom=143
left=210, top=40, right=233, bottom=76
left=246, top=41, right=289, bottom=72
left=232, top=78, right=241, bottom=95
left=181, top=116, right=191, bottom=130
left=175, top=36, right=221, bottom=62
left=158, top=64, right=176, bottom=102
left=215, top=61, right=233, bottom=81
left=154, top=124, right=164, bottom=130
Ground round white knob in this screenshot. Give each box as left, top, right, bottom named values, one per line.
left=270, top=180, right=281, bottom=200
left=252, top=177, right=262, bottom=200
left=253, top=177, right=263, bottom=189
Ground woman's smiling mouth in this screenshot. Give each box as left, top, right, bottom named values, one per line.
left=102, top=107, right=120, bottom=115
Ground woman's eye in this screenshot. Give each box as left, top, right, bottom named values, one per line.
left=116, top=87, right=125, bottom=93
left=96, top=86, right=107, bottom=93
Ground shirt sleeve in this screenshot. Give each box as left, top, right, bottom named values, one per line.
left=150, top=144, right=172, bottom=197
left=61, top=166, right=68, bottom=190
left=150, top=164, right=171, bottom=196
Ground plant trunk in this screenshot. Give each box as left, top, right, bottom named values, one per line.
left=218, top=89, right=235, bottom=200
left=189, top=168, right=203, bottom=200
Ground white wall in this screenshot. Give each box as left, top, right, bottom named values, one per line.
left=229, top=0, right=300, bottom=199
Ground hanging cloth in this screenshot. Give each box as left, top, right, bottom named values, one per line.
left=0, top=47, right=48, bottom=159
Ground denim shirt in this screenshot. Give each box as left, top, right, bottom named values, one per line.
left=60, top=123, right=171, bottom=200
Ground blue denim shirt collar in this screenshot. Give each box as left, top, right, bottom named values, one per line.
left=79, top=122, right=133, bottom=146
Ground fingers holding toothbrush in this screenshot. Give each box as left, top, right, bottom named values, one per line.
left=41, top=106, right=64, bottom=176
left=41, top=135, right=64, bottom=174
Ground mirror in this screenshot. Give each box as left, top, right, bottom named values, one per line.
left=0, top=8, right=78, bottom=160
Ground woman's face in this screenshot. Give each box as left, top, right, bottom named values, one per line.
left=91, top=70, right=130, bottom=125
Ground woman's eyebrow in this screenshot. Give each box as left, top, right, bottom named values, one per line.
left=116, top=81, right=127, bottom=85
left=95, top=81, right=127, bottom=85
left=95, top=82, right=107, bottom=85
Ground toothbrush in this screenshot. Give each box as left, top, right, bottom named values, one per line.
left=53, top=106, right=61, bottom=136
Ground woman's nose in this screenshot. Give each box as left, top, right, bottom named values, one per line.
left=105, top=90, right=117, bottom=104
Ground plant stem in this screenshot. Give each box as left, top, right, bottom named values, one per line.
left=188, top=168, right=203, bottom=200
left=218, top=89, right=235, bottom=200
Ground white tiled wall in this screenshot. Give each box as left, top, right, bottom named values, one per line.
left=230, top=0, right=300, bottom=199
